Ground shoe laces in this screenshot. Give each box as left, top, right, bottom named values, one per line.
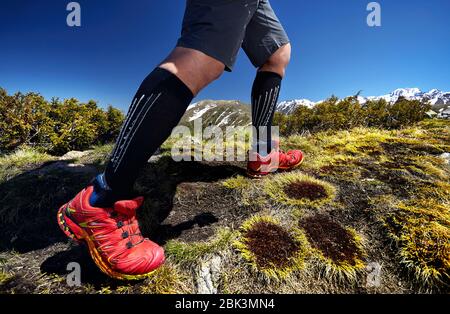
left=109, top=210, right=144, bottom=249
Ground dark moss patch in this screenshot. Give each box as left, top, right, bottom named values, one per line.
left=244, top=221, right=299, bottom=269
left=357, top=145, right=383, bottom=157
left=319, top=165, right=336, bottom=174
left=356, top=160, right=416, bottom=197
left=300, top=215, right=361, bottom=265
left=381, top=142, right=445, bottom=156
left=283, top=181, right=328, bottom=201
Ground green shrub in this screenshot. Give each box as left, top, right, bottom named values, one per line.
left=274, top=95, right=432, bottom=136
left=0, top=88, right=124, bottom=155
left=388, top=97, right=431, bottom=128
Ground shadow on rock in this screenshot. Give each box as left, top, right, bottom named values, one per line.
left=40, top=243, right=140, bottom=287
left=135, top=156, right=246, bottom=243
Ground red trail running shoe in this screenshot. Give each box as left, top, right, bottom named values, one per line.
left=57, top=186, right=165, bottom=280
left=247, top=146, right=304, bottom=178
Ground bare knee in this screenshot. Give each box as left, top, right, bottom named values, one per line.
left=159, top=47, right=225, bottom=96
left=260, top=43, right=291, bottom=77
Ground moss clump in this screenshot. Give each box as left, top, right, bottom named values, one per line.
left=384, top=199, right=449, bottom=287
left=264, top=173, right=336, bottom=207
left=283, top=181, right=328, bottom=201
left=300, top=215, right=365, bottom=281
left=222, top=175, right=251, bottom=191
left=0, top=270, right=14, bottom=285
left=234, top=216, right=309, bottom=280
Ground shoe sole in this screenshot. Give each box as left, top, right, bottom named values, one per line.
left=57, top=205, right=157, bottom=281
left=246, top=154, right=305, bottom=179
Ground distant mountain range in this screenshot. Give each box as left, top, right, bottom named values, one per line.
left=181, top=88, right=450, bottom=128
left=277, top=88, right=450, bottom=114
left=181, top=100, right=251, bottom=128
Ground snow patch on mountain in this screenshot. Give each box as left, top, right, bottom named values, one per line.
left=188, top=104, right=215, bottom=122
left=181, top=100, right=251, bottom=128
left=276, top=88, right=450, bottom=114
left=277, top=99, right=316, bottom=114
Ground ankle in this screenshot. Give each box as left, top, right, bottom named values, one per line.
left=89, top=174, right=117, bottom=207
left=251, top=140, right=279, bottom=156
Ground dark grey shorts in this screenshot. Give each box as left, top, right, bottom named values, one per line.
left=176, top=0, right=290, bottom=72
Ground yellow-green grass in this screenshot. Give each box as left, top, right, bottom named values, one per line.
left=283, top=121, right=449, bottom=182
left=222, top=175, right=268, bottom=207
left=140, top=264, right=191, bottom=294
left=234, top=215, right=309, bottom=280
left=165, top=228, right=236, bottom=265
left=75, top=144, right=113, bottom=166
left=384, top=199, right=449, bottom=287
left=0, top=270, right=14, bottom=285
left=163, top=128, right=251, bottom=161
left=0, top=147, right=54, bottom=182
left=264, top=172, right=336, bottom=207
left=222, top=175, right=252, bottom=191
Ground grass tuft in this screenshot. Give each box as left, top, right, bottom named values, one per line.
left=165, top=228, right=236, bottom=265
left=140, top=264, right=191, bottom=294
left=0, top=147, right=54, bottom=182
left=264, top=172, right=336, bottom=207
left=384, top=199, right=449, bottom=287
left=234, top=215, right=309, bottom=280
left=0, top=270, right=14, bottom=285
left=222, top=175, right=251, bottom=191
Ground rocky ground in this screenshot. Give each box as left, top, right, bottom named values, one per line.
left=0, top=119, right=448, bottom=294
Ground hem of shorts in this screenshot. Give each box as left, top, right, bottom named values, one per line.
left=176, top=40, right=233, bottom=72
left=254, top=38, right=291, bottom=69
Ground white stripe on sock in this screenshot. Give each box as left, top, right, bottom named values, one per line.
left=254, top=91, right=268, bottom=127
left=263, top=86, right=280, bottom=126
left=256, top=88, right=273, bottom=127
left=110, top=97, right=138, bottom=160
left=111, top=94, right=147, bottom=164
left=252, top=94, right=262, bottom=122
left=112, top=93, right=156, bottom=170
left=113, top=93, right=162, bottom=173
left=111, top=95, right=143, bottom=163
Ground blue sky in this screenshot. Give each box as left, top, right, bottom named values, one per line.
left=0, top=0, right=449, bottom=110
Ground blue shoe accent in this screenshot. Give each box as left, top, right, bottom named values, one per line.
left=89, top=173, right=115, bottom=207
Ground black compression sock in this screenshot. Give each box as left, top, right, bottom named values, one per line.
left=102, top=67, right=193, bottom=198
left=251, top=71, right=282, bottom=155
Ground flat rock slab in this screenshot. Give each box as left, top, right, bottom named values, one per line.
left=59, top=150, right=94, bottom=161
